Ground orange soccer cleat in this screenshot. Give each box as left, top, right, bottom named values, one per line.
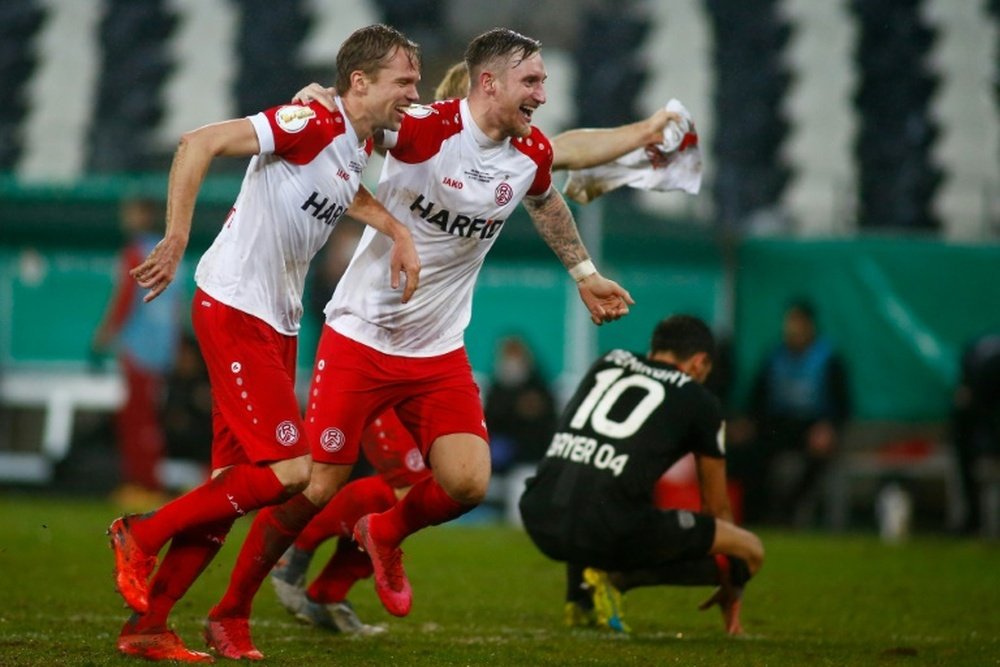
left=204, top=616, right=264, bottom=661
left=353, top=514, right=412, bottom=617
left=118, top=616, right=214, bottom=663
left=108, top=515, right=157, bottom=614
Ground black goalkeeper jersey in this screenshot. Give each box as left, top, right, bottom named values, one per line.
left=520, top=350, right=724, bottom=550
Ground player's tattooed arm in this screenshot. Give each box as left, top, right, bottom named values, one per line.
left=523, top=188, right=634, bottom=325
left=522, top=187, right=589, bottom=269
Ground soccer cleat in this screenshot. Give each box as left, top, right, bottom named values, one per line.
left=108, top=515, right=157, bottom=614
left=118, top=617, right=214, bottom=663
left=564, top=601, right=597, bottom=628
left=583, top=568, right=630, bottom=633
left=270, top=545, right=314, bottom=616
left=353, top=514, right=412, bottom=617
left=204, top=617, right=264, bottom=661
left=296, top=598, right=386, bottom=636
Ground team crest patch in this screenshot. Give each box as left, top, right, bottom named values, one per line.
left=677, top=510, right=696, bottom=530
left=276, top=105, right=316, bottom=133
left=405, top=448, right=426, bottom=472
left=320, top=427, right=346, bottom=453
left=403, top=104, right=436, bottom=119
left=495, top=181, right=513, bottom=206
left=275, top=421, right=300, bottom=446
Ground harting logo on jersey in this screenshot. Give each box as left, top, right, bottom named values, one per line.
left=409, top=193, right=504, bottom=240
left=301, top=191, right=347, bottom=226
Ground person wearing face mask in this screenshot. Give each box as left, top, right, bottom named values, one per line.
left=484, top=335, right=558, bottom=474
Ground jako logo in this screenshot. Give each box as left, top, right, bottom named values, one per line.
left=443, top=176, right=463, bottom=190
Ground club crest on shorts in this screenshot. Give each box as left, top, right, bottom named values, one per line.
left=320, top=427, right=346, bottom=453
left=677, top=510, right=696, bottom=530
left=405, top=448, right=426, bottom=472
left=275, top=421, right=300, bottom=446
left=276, top=105, right=315, bottom=133
left=495, top=181, right=513, bottom=206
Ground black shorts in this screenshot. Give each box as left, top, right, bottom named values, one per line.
left=523, top=506, right=717, bottom=572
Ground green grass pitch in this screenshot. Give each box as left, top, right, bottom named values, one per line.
left=0, top=494, right=997, bottom=666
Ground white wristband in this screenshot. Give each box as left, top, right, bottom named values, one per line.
left=568, top=259, right=597, bottom=282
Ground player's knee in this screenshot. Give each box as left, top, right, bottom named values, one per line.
left=441, top=472, right=489, bottom=506
left=271, top=455, right=312, bottom=494
left=745, top=533, right=765, bottom=575
left=304, top=474, right=341, bottom=506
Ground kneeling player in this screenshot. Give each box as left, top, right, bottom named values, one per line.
left=519, top=315, right=764, bottom=635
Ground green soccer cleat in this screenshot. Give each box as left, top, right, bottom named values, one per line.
left=583, top=568, right=630, bottom=634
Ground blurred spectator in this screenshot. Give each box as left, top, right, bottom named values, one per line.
left=92, top=197, right=181, bottom=508
left=484, top=335, right=557, bottom=526
left=160, top=332, right=212, bottom=489
left=484, top=335, right=557, bottom=473
left=728, top=300, right=850, bottom=525
left=951, top=333, right=1000, bottom=535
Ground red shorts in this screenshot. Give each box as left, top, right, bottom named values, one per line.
left=361, top=410, right=433, bottom=489
left=192, top=288, right=310, bottom=468
left=305, top=327, right=488, bottom=465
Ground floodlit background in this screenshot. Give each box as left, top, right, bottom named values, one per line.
left=1, top=0, right=999, bottom=536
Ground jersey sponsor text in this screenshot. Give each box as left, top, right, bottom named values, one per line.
left=409, top=193, right=505, bottom=240
left=301, top=191, right=348, bottom=226
left=545, top=431, right=629, bottom=477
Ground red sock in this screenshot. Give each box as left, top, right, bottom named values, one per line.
left=211, top=493, right=320, bottom=619
left=296, top=475, right=398, bottom=552
left=133, top=519, right=235, bottom=631
left=130, top=464, right=286, bottom=554
left=370, top=476, right=469, bottom=548
left=307, top=537, right=374, bottom=603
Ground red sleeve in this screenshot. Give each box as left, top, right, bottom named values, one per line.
left=389, top=99, right=463, bottom=164
left=513, top=127, right=554, bottom=196
left=105, top=244, right=142, bottom=333
left=261, top=101, right=342, bottom=165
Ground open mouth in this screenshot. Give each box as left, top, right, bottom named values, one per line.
left=519, top=105, right=535, bottom=123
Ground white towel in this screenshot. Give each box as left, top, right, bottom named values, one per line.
left=563, top=99, right=703, bottom=204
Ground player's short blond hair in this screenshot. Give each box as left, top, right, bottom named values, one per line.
left=435, top=61, right=469, bottom=101
left=464, top=28, right=540, bottom=87
left=336, top=24, right=420, bottom=92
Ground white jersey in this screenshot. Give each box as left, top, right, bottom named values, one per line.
left=326, top=98, right=553, bottom=356
left=195, top=98, right=372, bottom=335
